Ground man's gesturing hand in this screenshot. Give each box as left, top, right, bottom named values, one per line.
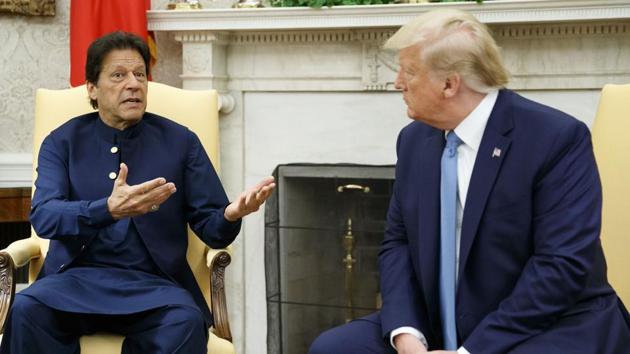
left=107, top=163, right=177, bottom=219
left=224, top=176, right=275, bottom=222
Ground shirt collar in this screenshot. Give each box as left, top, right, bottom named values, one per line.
left=451, top=90, right=499, bottom=152
left=95, top=112, right=145, bottom=143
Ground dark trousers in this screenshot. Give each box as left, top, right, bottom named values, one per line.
left=308, top=312, right=396, bottom=354
left=309, top=299, right=630, bottom=354
left=0, top=294, right=208, bottom=354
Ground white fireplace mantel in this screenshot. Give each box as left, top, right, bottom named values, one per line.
left=147, top=0, right=630, bottom=97
left=148, top=0, right=630, bottom=31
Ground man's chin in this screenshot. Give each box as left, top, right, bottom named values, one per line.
left=122, top=108, right=146, bottom=120
left=119, top=114, right=144, bottom=127
left=406, top=109, right=418, bottom=120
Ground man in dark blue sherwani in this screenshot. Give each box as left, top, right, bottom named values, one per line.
left=0, top=31, right=275, bottom=354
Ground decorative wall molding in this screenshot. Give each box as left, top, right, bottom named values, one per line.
left=362, top=43, right=398, bottom=91
left=493, top=22, right=630, bottom=39
left=166, top=21, right=630, bottom=92
left=175, top=32, right=231, bottom=99
left=148, top=0, right=630, bottom=32
left=168, top=22, right=630, bottom=45
left=218, top=94, right=236, bottom=114
left=148, top=2, right=630, bottom=94
left=174, top=31, right=232, bottom=44
left=228, top=30, right=397, bottom=44
left=0, top=154, right=32, bottom=188
left=232, top=31, right=357, bottom=44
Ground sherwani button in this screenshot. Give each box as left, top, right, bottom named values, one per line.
left=110, top=146, right=119, bottom=154
left=109, top=172, right=117, bottom=180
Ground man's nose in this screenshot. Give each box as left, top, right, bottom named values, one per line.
left=394, top=70, right=405, bottom=90
left=124, top=72, right=141, bottom=88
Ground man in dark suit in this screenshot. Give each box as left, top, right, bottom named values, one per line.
left=309, top=9, right=630, bottom=354
left=0, top=31, right=275, bottom=354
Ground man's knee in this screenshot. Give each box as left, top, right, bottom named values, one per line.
left=9, top=295, right=42, bottom=324
left=158, top=306, right=207, bottom=349
left=123, top=306, right=207, bottom=354
left=309, top=326, right=376, bottom=354
left=309, top=313, right=391, bottom=354
left=309, top=327, right=346, bottom=354
left=166, top=306, right=205, bottom=334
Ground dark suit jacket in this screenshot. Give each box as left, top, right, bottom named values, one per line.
left=29, top=112, right=241, bottom=326
left=379, top=90, right=630, bottom=353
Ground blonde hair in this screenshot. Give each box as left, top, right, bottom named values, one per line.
left=385, top=9, right=509, bottom=93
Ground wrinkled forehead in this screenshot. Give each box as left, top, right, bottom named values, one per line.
left=101, top=49, right=146, bottom=71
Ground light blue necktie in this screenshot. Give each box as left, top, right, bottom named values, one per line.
left=440, top=131, right=462, bottom=350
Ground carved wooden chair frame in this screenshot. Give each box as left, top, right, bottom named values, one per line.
left=0, top=245, right=233, bottom=341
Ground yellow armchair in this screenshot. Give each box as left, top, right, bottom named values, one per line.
left=0, top=82, right=235, bottom=354
left=592, top=83, right=630, bottom=307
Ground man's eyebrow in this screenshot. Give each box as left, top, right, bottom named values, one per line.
left=106, top=63, right=146, bottom=71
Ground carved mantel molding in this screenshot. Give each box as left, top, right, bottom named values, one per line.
left=148, top=0, right=630, bottom=95
left=148, top=0, right=630, bottom=31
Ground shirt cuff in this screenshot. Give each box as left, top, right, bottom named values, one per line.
left=458, top=347, right=471, bottom=354
left=218, top=205, right=242, bottom=235
left=390, top=327, right=428, bottom=350
left=86, top=197, right=116, bottom=227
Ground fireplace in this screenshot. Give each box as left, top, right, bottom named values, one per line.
left=265, top=164, right=394, bottom=354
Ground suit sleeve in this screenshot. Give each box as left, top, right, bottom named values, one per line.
left=30, top=135, right=116, bottom=239
left=463, top=122, right=602, bottom=353
left=378, top=130, right=431, bottom=341
left=184, top=131, right=241, bottom=249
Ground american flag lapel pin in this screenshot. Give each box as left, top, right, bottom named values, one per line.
left=492, top=147, right=502, bottom=158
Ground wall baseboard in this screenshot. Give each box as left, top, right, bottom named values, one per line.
left=0, top=154, right=32, bottom=188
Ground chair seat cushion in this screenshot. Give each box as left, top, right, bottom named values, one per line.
left=78, top=330, right=235, bottom=354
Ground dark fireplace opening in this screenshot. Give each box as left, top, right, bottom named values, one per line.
left=265, top=164, right=394, bottom=354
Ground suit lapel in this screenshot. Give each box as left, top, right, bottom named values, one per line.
left=458, top=90, right=514, bottom=279
left=416, top=131, right=444, bottom=328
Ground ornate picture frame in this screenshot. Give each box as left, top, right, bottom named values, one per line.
left=0, top=0, right=55, bottom=16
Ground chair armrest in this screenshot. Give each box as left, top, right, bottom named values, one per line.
left=0, top=238, right=41, bottom=333
left=206, top=247, right=233, bottom=342
left=3, top=238, right=42, bottom=268
left=0, top=251, right=15, bottom=334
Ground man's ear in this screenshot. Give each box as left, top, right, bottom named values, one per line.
left=442, top=72, right=461, bottom=99
left=86, top=81, right=97, bottom=101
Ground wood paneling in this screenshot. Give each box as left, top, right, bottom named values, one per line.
left=0, top=188, right=31, bottom=223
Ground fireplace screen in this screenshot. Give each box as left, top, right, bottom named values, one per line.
left=265, top=164, right=394, bottom=354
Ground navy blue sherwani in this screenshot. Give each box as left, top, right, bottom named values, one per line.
left=311, top=90, right=630, bottom=354
left=1, top=112, right=240, bottom=354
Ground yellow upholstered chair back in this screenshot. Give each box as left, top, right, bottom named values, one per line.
left=592, top=83, right=630, bottom=306
left=30, top=82, right=233, bottom=353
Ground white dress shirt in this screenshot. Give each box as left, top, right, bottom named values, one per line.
left=390, top=90, right=499, bottom=354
